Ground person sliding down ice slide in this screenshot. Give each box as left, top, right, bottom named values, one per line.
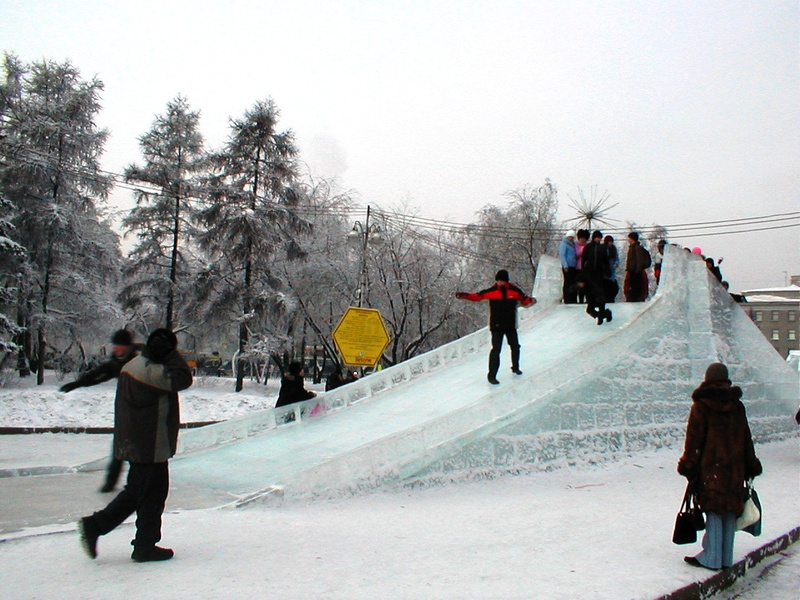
left=456, top=269, right=536, bottom=385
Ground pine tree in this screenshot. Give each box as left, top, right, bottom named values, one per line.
left=197, top=98, right=311, bottom=391
left=122, top=95, right=205, bottom=330
left=0, top=54, right=117, bottom=383
left=0, top=194, right=25, bottom=370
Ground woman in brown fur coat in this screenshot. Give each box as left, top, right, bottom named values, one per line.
left=677, top=362, right=762, bottom=570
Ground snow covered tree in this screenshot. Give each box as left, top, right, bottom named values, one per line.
left=196, top=98, right=312, bottom=391
left=0, top=54, right=119, bottom=383
left=473, top=180, right=559, bottom=292
left=368, top=209, right=466, bottom=365
left=272, top=178, right=359, bottom=378
left=0, top=194, right=25, bottom=372
left=121, top=96, right=205, bottom=330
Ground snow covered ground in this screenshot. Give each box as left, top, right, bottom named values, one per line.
left=1, top=248, right=797, bottom=598
left=0, top=372, right=289, bottom=429
left=0, top=377, right=797, bottom=600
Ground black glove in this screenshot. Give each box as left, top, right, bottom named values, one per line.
left=455, top=292, right=467, bottom=299
left=60, top=381, right=79, bottom=393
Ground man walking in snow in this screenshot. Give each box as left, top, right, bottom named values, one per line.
left=60, top=328, right=139, bottom=493
left=456, top=269, right=536, bottom=384
left=78, top=328, right=193, bottom=563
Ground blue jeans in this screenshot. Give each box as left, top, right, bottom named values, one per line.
left=695, top=511, right=736, bottom=569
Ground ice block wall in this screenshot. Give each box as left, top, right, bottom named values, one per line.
left=402, top=245, right=798, bottom=488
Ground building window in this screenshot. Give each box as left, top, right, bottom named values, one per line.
left=754, top=311, right=763, bottom=322
left=771, top=311, right=780, bottom=322
left=789, top=311, right=797, bottom=322
left=771, top=329, right=780, bottom=340
left=789, top=330, right=797, bottom=341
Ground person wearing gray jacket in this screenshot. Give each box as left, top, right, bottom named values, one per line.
left=78, top=329, right=193, bottom=563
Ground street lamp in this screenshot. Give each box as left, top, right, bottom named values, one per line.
left=347, top=205, right=385, bottom=307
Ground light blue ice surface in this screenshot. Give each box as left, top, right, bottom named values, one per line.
left=169, top=247, right=798, bottom=505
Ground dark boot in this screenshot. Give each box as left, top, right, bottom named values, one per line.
left=131, top=545, right=174, bottom=562
left=78, top=517, right=100, bottom=559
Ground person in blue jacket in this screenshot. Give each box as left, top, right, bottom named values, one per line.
left=559, top=231, right=578, bottom=303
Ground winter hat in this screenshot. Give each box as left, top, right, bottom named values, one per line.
left=145, top=328, right=178, bottom=362
left=604, top=235, right=614, bottom=243
left=495, top=269, right=510, bottom=282
left=704, top=362, right=729, bottom=383
left=111, top=329, right=133, bottom=346
left=288, top=361, right=304, bottom=377
left=565, top=230, right=576, bottom=239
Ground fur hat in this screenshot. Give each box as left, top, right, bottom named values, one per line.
left=145, top=328, right=178, bottom=362
left=495, top=269, right=510, bottom=282
left=704, top=362, right=729, bottom=383
left=565, top=230, right=576, bottom=239
left=111, top=329, right=133, bottom=346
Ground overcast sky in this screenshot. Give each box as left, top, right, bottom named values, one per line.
left=1, top=0, right=797, bottom=290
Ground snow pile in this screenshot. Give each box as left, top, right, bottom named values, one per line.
left=0, top=374, right=317, bottom=428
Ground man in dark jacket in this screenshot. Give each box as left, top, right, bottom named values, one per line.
left=578, top=230, right=613, bottom=325
left=60, top=329, right=138, bottom=492
left=275, top=361, right=317, bottom=407
left=624, top=232, right=651, bottom=302
left=78, top=329, right=193, bottom=563
left=456, top=269, right=536, bottom=385
left=677, top=362, right=762, bottom=571
left=572, top=273, right=612, bottom=325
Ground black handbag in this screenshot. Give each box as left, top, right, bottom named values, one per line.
left=672, top=482, right=703, bottom=545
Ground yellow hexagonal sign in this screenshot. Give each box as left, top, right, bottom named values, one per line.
left=332, top=307, right=391, bottom=368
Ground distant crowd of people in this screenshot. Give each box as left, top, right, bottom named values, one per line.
left=559, top=229, right=651, bottom=325
left=558, top=231, right=743, bottom=318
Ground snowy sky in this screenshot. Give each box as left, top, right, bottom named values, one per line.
left=0, top=0, right=797, bottom=291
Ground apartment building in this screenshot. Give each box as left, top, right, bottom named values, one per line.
left=742, top=278, right=800, bottom=358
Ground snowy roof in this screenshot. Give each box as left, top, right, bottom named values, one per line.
left=742, top=284, right=800, bottom=299
left=743, top=294, right=800, bottom=304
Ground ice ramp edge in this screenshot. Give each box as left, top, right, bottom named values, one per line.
left=223, top=298, right=674, bottom=504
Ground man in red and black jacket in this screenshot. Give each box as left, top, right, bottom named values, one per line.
left=456, top=270, right=536, bottom=385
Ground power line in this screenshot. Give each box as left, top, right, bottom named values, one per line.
left=6, top=147, right=798, bottom=240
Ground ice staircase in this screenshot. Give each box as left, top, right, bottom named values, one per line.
left=169, top=245, right=798, bottom=505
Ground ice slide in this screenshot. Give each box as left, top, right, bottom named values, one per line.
left=169, top=245, right=798, bottom=505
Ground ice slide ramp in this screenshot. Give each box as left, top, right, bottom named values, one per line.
left=169, top=245, right=798, bottom=504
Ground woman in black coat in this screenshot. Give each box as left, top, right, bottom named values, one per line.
left=275, top=361, right=316, bottom=408
left=677, top=362, right=762, bottom=570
